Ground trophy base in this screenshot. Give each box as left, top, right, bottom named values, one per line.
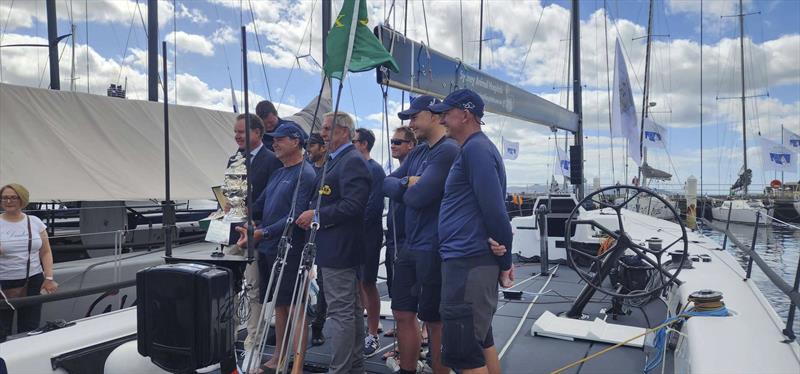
left=205, top=220, right=245, bottom=246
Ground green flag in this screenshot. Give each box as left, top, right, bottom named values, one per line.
left=323, top=0, right=399, bottom=80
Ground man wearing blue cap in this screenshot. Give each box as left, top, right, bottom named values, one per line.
left=430, top=89, right=514, bottom=374
left=296, top=112, right=371, bottom=373
left=384, top=95, right=459, bottom=374
left=236, top=121, right=317, bottom=372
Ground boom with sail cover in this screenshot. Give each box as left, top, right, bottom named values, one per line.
left=374, top=25, right=578, bottom=133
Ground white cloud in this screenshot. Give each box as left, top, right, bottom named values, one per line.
left=211, top=25, right=237, bottom=45
left=166, top=31, right=214, bottom=56
left=0, top=0, right=175, bottom=31
left=176, top=2, right=207, bottom=24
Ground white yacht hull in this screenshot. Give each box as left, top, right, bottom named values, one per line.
left=712, top=204, right=773, bottom=225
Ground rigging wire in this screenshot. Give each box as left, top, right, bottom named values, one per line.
left=420, top=0, right=431, bottom=49
left=246, top=0, right=273, bottom=101
left=603, top=0, right=616, bottom=183
left=276, top=0, right=318, bottom=112
left=213, top=2, right=239, bottom=111
left=85, top=0, right=89, bottom=93
left=116, top=2, right=138, bottom=85
left=0, top=0, right=16, bottom=82
left=173, top=0, right=177, bottom=104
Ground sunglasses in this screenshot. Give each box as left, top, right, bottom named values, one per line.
left=391, top=139, right=411, bottom=146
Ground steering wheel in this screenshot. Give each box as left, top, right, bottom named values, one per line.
left=564, top=185, right=688, bottom=299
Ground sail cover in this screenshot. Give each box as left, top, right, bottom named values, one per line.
left=0, top=83, right=330, bottom=201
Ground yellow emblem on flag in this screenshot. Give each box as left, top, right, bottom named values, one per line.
left=320, top=185, right=332, bottom=196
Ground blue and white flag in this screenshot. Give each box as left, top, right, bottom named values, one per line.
left=610, top=39, right=641, bottom=166
left=761, top=137, right=795, bottom=173
left=556, top=145, right=570, bottom=176
left=643, top=117, right=668, bottom=149
left=782, top=127, right=800, bottom=151
left=502, top=137, right=520, bottom=160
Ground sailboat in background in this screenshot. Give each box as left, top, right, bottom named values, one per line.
left=711, top=0, right=773, bottom=225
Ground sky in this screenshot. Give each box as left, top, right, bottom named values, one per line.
left=0, top=0, right=798, bottom=195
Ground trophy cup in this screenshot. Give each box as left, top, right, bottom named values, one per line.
left=205, top=152, right=248, bottom=245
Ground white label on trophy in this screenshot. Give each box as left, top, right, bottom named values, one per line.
left=205, top=219, right=231, bottom=245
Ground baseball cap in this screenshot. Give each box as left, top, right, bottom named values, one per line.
left=266, top=121, right=308, bottom=145
left=428, top=89, right=485, bottom=119
left=308, top=132, right=324, bottom=146
left=397, top=95, right=442, bottom=120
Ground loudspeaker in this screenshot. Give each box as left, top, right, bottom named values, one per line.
left=569, top=145, right=583, bottom=185
left=137, top=263, right=233, bottom=373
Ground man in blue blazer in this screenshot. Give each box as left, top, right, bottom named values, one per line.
left=297, top=112, right=371, bottom=373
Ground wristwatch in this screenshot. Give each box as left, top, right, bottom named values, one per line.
left=400, top=176, right=410, bottom=188
left=45, top=276, right=54, bottom=281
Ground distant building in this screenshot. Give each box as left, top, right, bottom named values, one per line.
left=107, top=84, right=126, bottom=99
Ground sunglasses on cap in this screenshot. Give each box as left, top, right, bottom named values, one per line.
left=390, top=138, right=411, bottom=146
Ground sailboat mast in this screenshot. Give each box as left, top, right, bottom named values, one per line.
left=46, top=0, right=60, bottom=90
left=637, top=0, right=655, bottom=187
left=322, top=0, right=331, bottom=66
left=147, top=0, right=159, bottom=102
left=571, top=0, right=584, bottom=199
left=738, top=0, right=748, bottom=195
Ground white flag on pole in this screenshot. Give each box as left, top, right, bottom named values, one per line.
left=610, top=39, right=641, bottom=166
left=782, top=127, right=800, bottom=151
left=502, top=137, right=520, bottom=160
left=556, top=145, right=570, bottom=176
left=643, top=117, right=668, bottom=149
left=761, top=137, right=795, bottom=173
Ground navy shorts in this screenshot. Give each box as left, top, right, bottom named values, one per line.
left=258, top=252, right=302, bottom=306
left=440, top=254, right=500, bottom=370
left=390, top=248, right=442, bottom=322
left=358, top=221, right=383, bottom=284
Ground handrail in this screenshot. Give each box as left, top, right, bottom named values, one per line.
left=700, top=216, right=800, bottom=341
left=701, top=217, right=800, bottom=306
left=0, top=279, right=136, bottom=310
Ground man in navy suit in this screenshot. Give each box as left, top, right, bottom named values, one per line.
left=296, top=112, right=371, bottom=373
left=226, top=112, right=282, bottom=352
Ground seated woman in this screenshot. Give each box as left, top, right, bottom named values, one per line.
left=0, top=183, right=58, bottom=341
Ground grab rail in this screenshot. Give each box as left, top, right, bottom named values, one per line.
left=700, top=215, right=800, bottom=341
left=0, top=279, right=136, bottom=311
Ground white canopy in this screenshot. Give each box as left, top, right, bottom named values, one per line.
left=0, top=82, right=330, bottom=201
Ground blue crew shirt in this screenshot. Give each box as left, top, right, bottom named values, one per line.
left=365, top=159, right=386, bottom=224
left=438, top=131, right=513, bottom=270
left=251, top=161, right=317, bottom=257
left=384, top=136, right=459, bottom=252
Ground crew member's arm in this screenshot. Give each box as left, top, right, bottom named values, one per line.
left=317, top=156, right=371, bottom=227
left=39, top=229, right=58, bottom=293
left=383, top=155, right=411, bottom=201
left=403, top=145, right=458, bottom=209
left=463, top=145, right=513, bottom=270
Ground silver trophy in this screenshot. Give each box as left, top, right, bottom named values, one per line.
left=205, top=152, right=248, bottom=245
left=222, top=152, right=248, bottom=223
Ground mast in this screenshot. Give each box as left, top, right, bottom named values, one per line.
left=738, top=0, right=748, bottom=195
left=637, top=0, right=655, bottom=188
left=478, top=0, right=484, bottom=70
left=70, top=23, right=76, bottom=91
left=322, top=0, right=331, bottom=66
left=147, top=0, right=159, bottom=102
left=571, top=0, right=584, bottom=199
left=46, top=0, right=60, bottom=90
left=700, top=0, right=704, bottom=197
